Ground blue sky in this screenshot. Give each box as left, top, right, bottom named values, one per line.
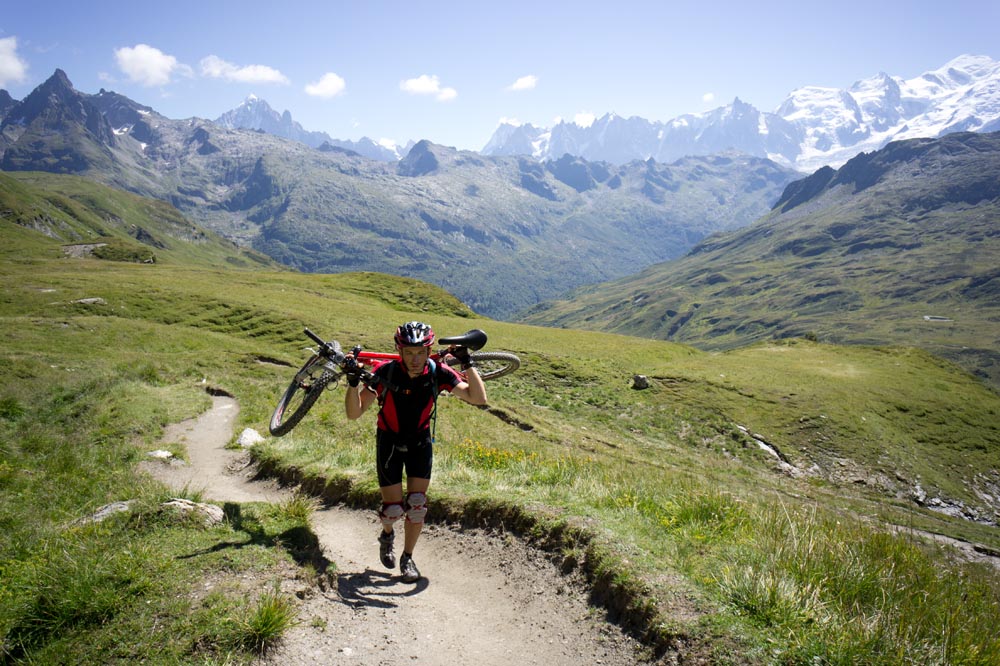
left=2, top=1, right=998, bottom=151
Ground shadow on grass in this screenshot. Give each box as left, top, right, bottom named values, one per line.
left=177, top=503, right=331, bottom=574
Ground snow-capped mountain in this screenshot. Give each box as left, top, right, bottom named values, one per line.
left=214, top=95, right=405, bottom=162
left=483, top=55, right=1000, bottom=172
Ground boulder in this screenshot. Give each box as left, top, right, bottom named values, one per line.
left=237, top=427, right=265, bottom=448
left=631, top=375, right=650, bottom=390
left=161, top=498, right=225, bottom=526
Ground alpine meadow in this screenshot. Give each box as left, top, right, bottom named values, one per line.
left=1, top=54, right=1000, bottom=664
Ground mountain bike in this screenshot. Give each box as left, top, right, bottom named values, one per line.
left=269, top=328, right=521, bottom=436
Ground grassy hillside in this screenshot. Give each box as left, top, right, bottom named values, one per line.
left=518, top=132, right=1000, bottom=389
left=2, top=223, right=999, bottom=663
left=1, top=171, right=276, bottom=269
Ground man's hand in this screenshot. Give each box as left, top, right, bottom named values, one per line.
left=343, top=355, right=362, bottom=387
left=449, top=346, right=475, bottom=369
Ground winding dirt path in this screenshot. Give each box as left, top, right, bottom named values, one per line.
left=145, top=395, right=659, bottom=666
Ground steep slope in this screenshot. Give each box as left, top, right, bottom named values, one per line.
left=0, top=89, right=17, bottom=119
left=0, top=70, right=798, bottom=318
left=518, top=131, right=1000, bottom=388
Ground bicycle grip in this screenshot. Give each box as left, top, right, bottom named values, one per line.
left=304, top=328, right=325, bottom=346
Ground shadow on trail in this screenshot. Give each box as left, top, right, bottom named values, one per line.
left=336, top=570, right=430, bottom=609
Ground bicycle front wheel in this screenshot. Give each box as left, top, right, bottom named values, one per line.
left=269, top=356, right=337, bottom=436
left=447, top=351, right=520, bottom=381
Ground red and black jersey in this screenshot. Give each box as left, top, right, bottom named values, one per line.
left=371, top=360, right=463, bottom=435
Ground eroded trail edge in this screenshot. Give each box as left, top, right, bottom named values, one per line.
left=145, top=395, right=663, bottom=666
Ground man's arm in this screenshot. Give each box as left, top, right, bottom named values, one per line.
left=345, top=383, right=376, bottom=419
left=451, top=365, right=487, bottom=405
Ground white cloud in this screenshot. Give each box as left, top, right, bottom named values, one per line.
left=400, top=74, right=457, bottom=102
left=305, top=72, right=346, bottom=98
left=0, top=36, right=28, bottom=86
left=507, top=74, right=537, bottom=91
left=115, top=44, right=190, bottom=86
left=498, top=116, right=522, bottom=127
left=200, top=55, right=289, bottom=84
left=574, top=112, right=596, bottom=128
left=702, top=92, right=716, bottom=103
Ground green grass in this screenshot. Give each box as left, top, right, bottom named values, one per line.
left=715, top=501, right=1000, bottom=663
left=0, top=276, right=322, bottom=661
left=2, top=221, right=999, bottom=663
left=0, top=376, right=316, bottom=663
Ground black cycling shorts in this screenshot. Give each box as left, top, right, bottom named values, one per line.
left=376, top=429, right=433, bottom=488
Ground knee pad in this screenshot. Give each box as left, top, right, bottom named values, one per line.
left=405, top=492, right=428, bottom=524
left=379, top=502, right=404, bottom=527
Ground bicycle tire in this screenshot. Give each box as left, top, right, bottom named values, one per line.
left=269, top=357, right=337, bottom=436
left=446, top=351, right=520, bottom=381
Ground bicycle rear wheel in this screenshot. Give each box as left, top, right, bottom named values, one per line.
left=446, top=351, right=520, bottom=381
left=269, top=356, right=338, bottom=436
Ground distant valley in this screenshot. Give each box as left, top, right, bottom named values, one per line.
left=519, top=131, right=1000, bottom=389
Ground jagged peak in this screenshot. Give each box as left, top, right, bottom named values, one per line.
left=397, top=139, right=443, bottom=176
left=14, top=68, right=84, bottom=114
left=43, top=68, right=74, bottom=91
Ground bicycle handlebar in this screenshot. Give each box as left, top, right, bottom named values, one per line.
left=303, top=328, right=384, bottom=389
left=304, top=328, right=332, bottom=352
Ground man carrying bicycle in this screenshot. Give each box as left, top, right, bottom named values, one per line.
left=343, top=321, right=487, bottom=582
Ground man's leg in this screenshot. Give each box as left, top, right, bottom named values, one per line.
left=399, top=477, right=430, bottom=582
left=378, top=483, right=404, bottom=568
left=403, top=477, right=430, bottom=554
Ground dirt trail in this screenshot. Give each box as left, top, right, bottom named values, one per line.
left=145, top=395, right=658, bottom=666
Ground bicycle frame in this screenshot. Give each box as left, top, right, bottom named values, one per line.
left=352, top=349, right=451, bottom=372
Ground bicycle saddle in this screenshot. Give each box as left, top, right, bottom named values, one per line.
left=438, top=329, right=487, bottom=351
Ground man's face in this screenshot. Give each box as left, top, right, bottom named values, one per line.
left=400, top=345, right=429, bottom=377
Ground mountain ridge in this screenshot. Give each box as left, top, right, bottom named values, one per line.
left=484, top=55, right=1000, bottom=173
left=214, top=94, right=407, bottom=161
left=5, top=55, right=996, bottom=176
